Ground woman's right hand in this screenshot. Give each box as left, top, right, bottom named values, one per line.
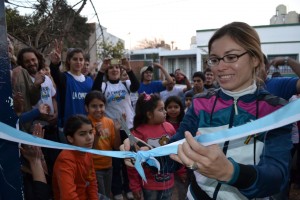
left=49, top=39, right=62, bottom=65
left=99, top=58, right=110, bottom=73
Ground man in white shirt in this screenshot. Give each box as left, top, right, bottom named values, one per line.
left=160, top=73, right=191, bottom=102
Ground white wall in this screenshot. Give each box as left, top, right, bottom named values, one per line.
left=195, top=24, right=300, bottom=71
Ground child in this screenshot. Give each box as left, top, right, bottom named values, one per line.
left=84, top=90, right=121, bottom=198
left=93, top=57, right=138, bottom=200
left=52, top=115, right=98, bottom=200
left=127, top=93, right=176, bottom=200
left=184, top=92, right=193, bottom=113
left=165, top=96, right=185, bottom=131
left=165, top=96, right=188, bottom=200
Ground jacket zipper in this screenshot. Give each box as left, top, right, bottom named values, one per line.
left=233, top=97, right=239, bottom=115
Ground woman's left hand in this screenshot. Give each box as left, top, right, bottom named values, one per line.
left=121, top=58, right=131, bottom=72
left=170, top=131, right=234, bottom=182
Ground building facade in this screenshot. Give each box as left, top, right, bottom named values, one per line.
left=87, top=23, right=125, bottom=67
left=196, top=23, right=300, bottom=76
left=127, top=4, right=300, bottom=80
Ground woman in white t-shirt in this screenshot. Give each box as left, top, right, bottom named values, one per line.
left=92, top=57, right=139, bottom=200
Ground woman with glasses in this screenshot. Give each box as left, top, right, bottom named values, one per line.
left=123, top=22, right=292, bottom=200
left=168, top=21, right=293, bottom=199
left=49, top=41, right=93, bottom=141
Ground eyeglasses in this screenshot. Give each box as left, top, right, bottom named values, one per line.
left=207, top=52, right=248, bottom=67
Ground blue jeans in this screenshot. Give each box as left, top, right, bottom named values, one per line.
left=143, top=188, right=173, bottom=200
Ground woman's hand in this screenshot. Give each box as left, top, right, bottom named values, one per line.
left=99, top=58, right=110, bottom=73
left=170, top=131, right=234, bottom=182
left=49, top=39, right=62, bottom=65
left=121, top=58, right=131, bottom=72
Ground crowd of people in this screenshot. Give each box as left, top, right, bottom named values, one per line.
left=6, top=21, right=300, bottom=200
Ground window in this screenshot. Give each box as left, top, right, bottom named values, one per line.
left=130, top=54, right=144, bottom=60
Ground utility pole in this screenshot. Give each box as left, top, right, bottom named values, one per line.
left=0, top=0, right=23, bottom=199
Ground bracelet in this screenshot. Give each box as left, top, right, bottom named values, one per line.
left=284, top=56, right=289, bottom=65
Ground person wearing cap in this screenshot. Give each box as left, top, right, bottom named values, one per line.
left=174, top=68, right=188, bottom=84
left=138, top=63, right=173, bottom=95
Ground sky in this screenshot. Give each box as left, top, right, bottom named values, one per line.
left=13, top=0, right=300, bottom=50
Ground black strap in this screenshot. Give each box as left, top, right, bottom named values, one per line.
left=102, top=82, right=108, bottom=94
left=122, top=81, right=130, bottom=94
left=102, top=81, right=130, bottom=94
left=190, top=176, right=213, bottom=200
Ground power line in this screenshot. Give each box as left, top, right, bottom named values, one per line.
left=71, top=0, right=84, bottom=8
left=5, top=0, right=34, bottom=9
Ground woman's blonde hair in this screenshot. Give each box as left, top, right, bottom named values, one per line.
left=208, top=22, right=265, bottom=86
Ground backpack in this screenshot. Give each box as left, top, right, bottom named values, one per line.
left=102, top=81, right=130, bottom=95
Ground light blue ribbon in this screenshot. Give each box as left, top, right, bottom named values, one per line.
left=1, top=99, right=300, bottom=181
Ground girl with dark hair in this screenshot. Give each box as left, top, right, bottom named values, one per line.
left=165, top=96, right=185, bottom=130
left=49, top=42, right=93, bottom=138
left=165, top=96, right=188, bottom=200
left=52, top=115, right=98, bottom=200
left=129, top=93, right=176, bottom=200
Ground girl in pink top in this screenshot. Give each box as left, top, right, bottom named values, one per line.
left=127, top=93, right=176, bottom=200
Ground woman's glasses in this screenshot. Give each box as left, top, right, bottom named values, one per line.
left=207, top=52, right=248, bottom=67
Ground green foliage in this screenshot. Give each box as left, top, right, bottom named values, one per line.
left=98, top=40, right=125, bottom=61
left=5, top=0, right=92, bottom=52
left=5, top=8, right=31, bottom=43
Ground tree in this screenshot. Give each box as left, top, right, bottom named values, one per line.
left=136, top=38, right=171, bottom=49
left=97, top=40, right=125, bottom=61
left=5, top=0, right=93, bottom=52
